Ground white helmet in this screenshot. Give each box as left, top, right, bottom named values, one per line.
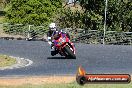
left=49, top=23, right=56, bottom=31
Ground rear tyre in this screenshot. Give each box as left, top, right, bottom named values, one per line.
left=64, top=45, right=76, bottom=59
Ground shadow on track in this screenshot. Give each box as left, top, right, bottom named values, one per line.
left=47, top=57, right=76, bottom=59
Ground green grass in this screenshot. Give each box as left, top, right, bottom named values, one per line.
left=0, top=82, right=131, bottom=88
left=0, top=54, right=17, bottom=67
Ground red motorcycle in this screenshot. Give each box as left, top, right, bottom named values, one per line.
left=53, top=32, right=76, bottom=59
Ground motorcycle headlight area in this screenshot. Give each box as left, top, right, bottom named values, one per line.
left=58, top=37, right=66, bottom=44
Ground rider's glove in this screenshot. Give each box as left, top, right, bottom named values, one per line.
left=48, top=41, right=52, bottom=45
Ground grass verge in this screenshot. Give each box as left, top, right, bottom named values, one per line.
left=0, top=54, right=16, bottom=67
left=0, top=82, right=131, bottom=88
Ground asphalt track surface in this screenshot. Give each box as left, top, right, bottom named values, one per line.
left=0, top=39, right=132, bottom=76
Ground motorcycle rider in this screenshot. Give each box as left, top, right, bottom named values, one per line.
left=47, top=22, right=70, bottom=56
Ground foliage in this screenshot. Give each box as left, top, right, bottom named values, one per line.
left=4, top=0, right=131, bottom=32
left=79, top=0, right=132, bottom=32
left=57, top=0, right=131, bottom=33
left=5, top=0, right=62, bottom=26
left=56, top=8, right=85, bottom=29
left=57, top=0, right=104, bottom=31
left=107, top=0, right=132, bottom=32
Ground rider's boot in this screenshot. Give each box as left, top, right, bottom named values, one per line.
left=51, top=46, right=57, bottom=56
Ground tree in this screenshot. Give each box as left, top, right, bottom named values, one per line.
left=78, top=0, right=104, bottom=30
left=5, top=0, right=62, bottom=26
left=78, top=0, right=132, bottom=32
left=107, top=0, right=132, bottom=32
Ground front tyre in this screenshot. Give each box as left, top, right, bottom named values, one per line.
left=64, top=45, right=76, bottom=59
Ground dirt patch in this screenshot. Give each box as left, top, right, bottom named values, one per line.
left=0, top=76, right=75, bottom=86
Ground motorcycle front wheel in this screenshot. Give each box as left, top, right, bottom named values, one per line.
left=63, top=45, right=76, bottom=59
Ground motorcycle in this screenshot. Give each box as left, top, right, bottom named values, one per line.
left=52, top=32, right=76, bottom=59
